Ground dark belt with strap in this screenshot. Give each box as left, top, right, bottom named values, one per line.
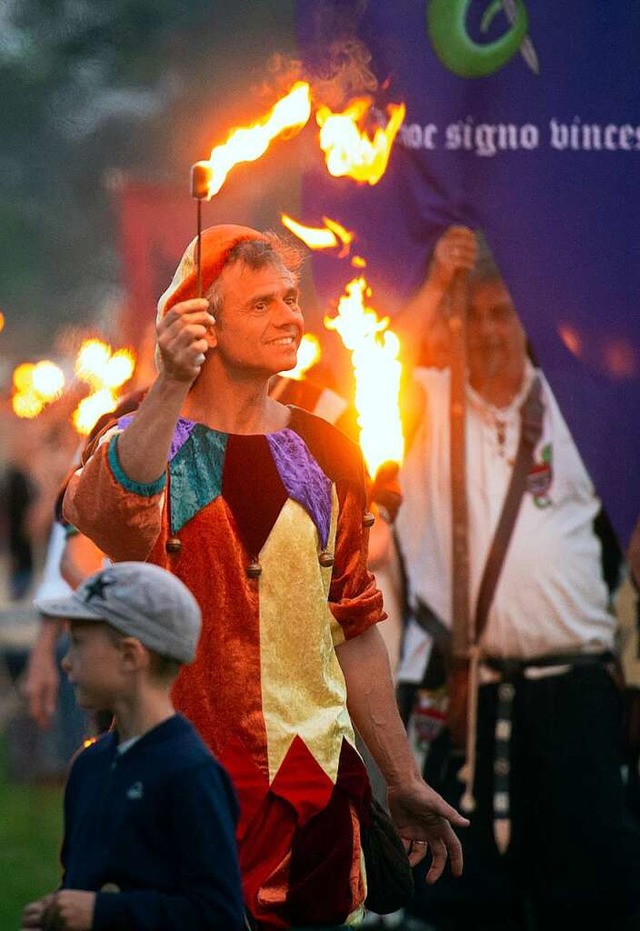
left=483, top=649, right=615, bottom=679
left=481, top=649, right=615, bottom=855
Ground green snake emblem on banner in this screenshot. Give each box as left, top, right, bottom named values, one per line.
left=427, top=0, right=538, bottom=78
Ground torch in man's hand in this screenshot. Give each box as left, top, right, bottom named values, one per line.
left=190, top=162, right=214, bottom=298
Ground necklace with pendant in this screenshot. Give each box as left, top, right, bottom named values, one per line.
left=495, top=417, right=507, bottom=456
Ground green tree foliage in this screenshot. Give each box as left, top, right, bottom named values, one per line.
left=0, top=0, right=297, bottom=357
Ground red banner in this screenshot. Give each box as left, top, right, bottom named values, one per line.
left=113, top=177, right=196, bottom=354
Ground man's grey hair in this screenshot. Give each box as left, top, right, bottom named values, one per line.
left=206, top=232, right=306, bottom=317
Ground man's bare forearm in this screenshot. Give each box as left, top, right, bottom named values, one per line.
left=116, top=375, right=190, bottom=484
left=336, top=625, right=422, bottom=789
left=394, top=225, right=478, bottom=370
left=394, top=277, right=449, bottom=370
left=116, top=298, right=213, bottom=484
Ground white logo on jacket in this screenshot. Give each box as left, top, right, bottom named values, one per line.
left=126, top=781, right=144, bottom=800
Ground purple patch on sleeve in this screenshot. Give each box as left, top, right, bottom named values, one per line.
left=116, top=414, right=134, bottom=431
left=117, top=415, right=196, bottom=461
left=267, top=429, right=332, bottom=548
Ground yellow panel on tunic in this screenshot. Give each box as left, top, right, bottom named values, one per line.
left=259, top=490, right=355, bottom=784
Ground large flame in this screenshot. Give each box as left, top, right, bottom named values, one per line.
left=281, top=214, right=354, bottom=257
left=325, top=277, right=404, bottom=477
left=73, top=389, right=118, bottom=436
left=11, top=360, right=65, bottom=418
left=281, top=333, right=322, bottom=381
left=72, top=339, right=136, bottom=435
left=199, top=81, right=312, bottom=199
left=316, top=99, right=406, bottom=185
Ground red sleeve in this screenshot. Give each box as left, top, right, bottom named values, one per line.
left=329, top=477, right=386, bottom=642
left=63, top=431, right=165, bottom=562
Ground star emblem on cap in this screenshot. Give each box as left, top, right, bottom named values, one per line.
left=83, top=572, right=115, bottom=603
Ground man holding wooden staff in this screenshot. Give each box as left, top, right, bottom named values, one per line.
left=393, top=226, right=640, bottom=931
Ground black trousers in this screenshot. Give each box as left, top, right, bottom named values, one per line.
left=408, top=664, right=640, bottom=931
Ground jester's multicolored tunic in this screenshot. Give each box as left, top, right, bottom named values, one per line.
left=63, top=405, right=385, bottom=929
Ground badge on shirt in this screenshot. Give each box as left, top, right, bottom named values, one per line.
left=528, top=443, right=553, bottom=508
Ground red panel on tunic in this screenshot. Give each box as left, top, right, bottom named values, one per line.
left=269, top=735, right=335, bottom=825
left=162, top=501, right=268, bottom=773
left=284, top=738, right=371, bottom=926
left=336, top=737, right=373, bottom=818
left=287, top=786, right=356, bottom=925
left=217, top=734, right=270, bottom=841
left=240, top=793, right=297, bottom=930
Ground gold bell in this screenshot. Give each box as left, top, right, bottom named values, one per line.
left=166, top=537, right=182, bottom=554
left=363, top=511, right=375, bottom=528
left=246, top=561, right=262, bottom=579
left=318, top=549, right=334, bottom=568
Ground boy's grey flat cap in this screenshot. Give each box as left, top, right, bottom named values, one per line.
left=35, top=562, right=201, bottom=664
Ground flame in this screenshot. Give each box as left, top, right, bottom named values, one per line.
left=103, top=350, right=136, bottom=389
left=75, top=339, right=112, bottom=388
left=31, top=361, right=65, bottom=399
left=316, top=99, right=406, bottom=185
left=282, top=333, right=322, bottom=380
left=200, top=81, right=312, bottom=199
left=281, top=214, right=354, bottom=256
left=72, top=390, right=117, bottom=436
left=12, top=362, right=36, bottom=394
left=72, top=339, right=136, bottom=435
left=10, top=341, right=135, bottom=430
left=325, top=277, right=404, bottom=477
left=12, top=391, right=44, bottom=419
left=11, top=360, right=65, bottom=418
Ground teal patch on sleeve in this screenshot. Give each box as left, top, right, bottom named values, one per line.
left=107, top=434, right=166, bottom=497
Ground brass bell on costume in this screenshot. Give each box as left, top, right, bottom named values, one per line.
left=318, top=549, right=334, bottom=568
left=363, top=511, right=375, bottom=528
left=166, top=537, right=182, bottom=554
left=246, top=561, right=262, bottom=579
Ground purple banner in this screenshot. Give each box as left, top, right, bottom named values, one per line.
left=297, top=0, right=640, bottom=545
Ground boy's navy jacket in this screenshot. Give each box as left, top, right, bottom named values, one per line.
left=61, top=713, right=245, bottom=930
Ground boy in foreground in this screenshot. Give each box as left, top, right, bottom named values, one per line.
left=21, top=561, right=245, bottom=931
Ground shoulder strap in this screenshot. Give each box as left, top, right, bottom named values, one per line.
left=473, top=376, right=544, bottom=642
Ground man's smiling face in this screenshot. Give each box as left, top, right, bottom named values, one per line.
left=211, top=260, right=304, bottom=378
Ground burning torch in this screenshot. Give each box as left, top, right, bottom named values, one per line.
left=189, top=81, right=313, bottom=297
left=190, top=162, right=213, bottom=297
left=324, top=276, right=405, bottom=522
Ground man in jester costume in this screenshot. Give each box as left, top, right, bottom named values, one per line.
left=63, top=225, right=467, bottom=929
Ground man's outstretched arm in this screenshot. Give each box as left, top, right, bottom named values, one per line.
left=115, top=299, right=213, bottom=484
left=394, top=225, right=477, bottom=370
left=62, top=299, right=213, bottom=561
left=335, top=624, right=469, bottom=883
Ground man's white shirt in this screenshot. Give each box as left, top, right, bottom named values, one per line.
left=395, top=363, right=614, bottom=682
